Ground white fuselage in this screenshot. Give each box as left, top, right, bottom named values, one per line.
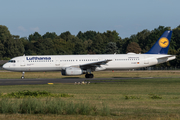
left=3, top=54, right=176, bottom=72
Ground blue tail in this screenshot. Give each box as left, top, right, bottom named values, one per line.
left=145, top=30, right=172, bottom=54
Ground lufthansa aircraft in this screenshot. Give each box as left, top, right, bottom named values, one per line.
left=3, top=31, right=176, bottom=79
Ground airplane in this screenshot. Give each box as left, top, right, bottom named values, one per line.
left=2, top=30, right=176, bottom=79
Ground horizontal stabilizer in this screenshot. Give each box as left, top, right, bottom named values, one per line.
left=156, top=55, right=176, bottom=64
left=156, top=55, right=176, bottom=59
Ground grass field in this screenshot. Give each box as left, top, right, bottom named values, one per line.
left=0, top=71, right=180, bottom=119
left=1, top=70, right=180, bottom=79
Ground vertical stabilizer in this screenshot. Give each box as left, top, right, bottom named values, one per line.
left=145, top=31, right=172, bottom=54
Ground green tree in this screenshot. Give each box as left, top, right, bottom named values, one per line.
left=28, top=32, right=42, bottom=41
left=121, top=37, right=130, bottom=54
left=0, top=25, right=11, bottom=44
left=105, top=42, right=119, bottom=54
left=42, top=32, right=57, bottom=40
left=41, top=38, right=56, bottom=55
left=103, top=30, right=119, bottom=43
left=116, top=38, right=123, bottom=53
left=126, top=42, right=141, bottom=53
left=77, top=31, right=97, bottom=41
left=0, top=25, right=24, bottom=58
left=168, top=49, right=177, bottom=66
left=84, top=39, right=93, bottom=54
left=91, top=34, right=104, bottom=54
left=0, top=25, right=11, bottom=58
left=59, top=31, right=73, bottom=41
left=72, top=37, right=87, bottom=54
left=172, top=25, right=180, bottom=50
left=0, top=42, right=4, bottom=59
left=24, top=42, right=36, bottom=55
left=5, top=39, right=24, bottom=57
left=33, top=40, right=44, bottom=55
left=53, top=38, right=72, bottom=55
left=176, top=49, right=180, bottom=66
left=136, top=29, right=151, bottom=53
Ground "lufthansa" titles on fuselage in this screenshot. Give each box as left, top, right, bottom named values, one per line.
left=26, top=57, right=51, bottom=61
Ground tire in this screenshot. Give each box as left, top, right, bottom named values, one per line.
left=89, top=74, right=94, bottom=78
left=85, top=74, right=89, bottom=78
left=85, top=74, right=94, bottom=78
left=91, top=74, right=94, bottom=78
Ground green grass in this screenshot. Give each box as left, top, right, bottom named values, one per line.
left=0, top=98, right=105, bottom=115
left=1, top=70, right=180, bottom=79
left=0, top=78, right=180, bottom=119
left=0, top=90, right=73, bottom=98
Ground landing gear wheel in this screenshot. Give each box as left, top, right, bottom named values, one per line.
left=21, top=72, right=25, bottom=79
left=90, top=74, right=94, bottom=78
left=85, top=74, right=94, bottom=78
left=85, top=74, right=88, bottom=78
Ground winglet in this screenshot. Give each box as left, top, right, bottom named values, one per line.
left=145, top=30, right=172, bottom=54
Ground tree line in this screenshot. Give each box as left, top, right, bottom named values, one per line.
left=0, top=25, right=180, bottom=67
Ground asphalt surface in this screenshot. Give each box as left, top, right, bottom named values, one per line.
left=0, top=77, right=152, bottom=86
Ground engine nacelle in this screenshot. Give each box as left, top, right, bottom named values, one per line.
left=61, top=67, right=83, bottom=76
left=95, top=66, right=106, bottom=71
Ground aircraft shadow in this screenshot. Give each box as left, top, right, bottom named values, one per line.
left=113, top=77, right=141, bottom=79
left=61, top=77, right=81, bottom=79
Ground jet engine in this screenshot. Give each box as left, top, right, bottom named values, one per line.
left=61, top=67, right=83, bottom=76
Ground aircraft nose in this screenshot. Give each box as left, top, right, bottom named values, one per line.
left=2, top=63, right=7, bottom=70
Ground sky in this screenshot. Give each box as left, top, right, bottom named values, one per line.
left=0, top=0, right=180, bottom=38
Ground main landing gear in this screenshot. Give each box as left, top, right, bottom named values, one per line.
left=85, top=74, right=94, bottom=78
left=21, top=72, right=25, bottom=79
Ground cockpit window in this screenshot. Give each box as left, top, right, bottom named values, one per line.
left=8, top=60, right=16, bottom=63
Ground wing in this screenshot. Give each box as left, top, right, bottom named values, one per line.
left=79, top=59, right=112, bottom=70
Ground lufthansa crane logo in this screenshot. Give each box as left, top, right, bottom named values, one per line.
left=159, top=37, right=169, bottom=48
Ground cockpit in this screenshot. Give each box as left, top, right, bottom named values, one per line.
left=8, top=60, right=16, bottom=63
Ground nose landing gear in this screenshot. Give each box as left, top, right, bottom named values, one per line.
left=21, top=72, right=25, bottom=79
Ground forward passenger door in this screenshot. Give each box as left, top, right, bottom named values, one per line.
left=20, top=56, right=25, bottom=66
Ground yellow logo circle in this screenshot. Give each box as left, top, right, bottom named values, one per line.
left=159, top=37, right=169, bottom=48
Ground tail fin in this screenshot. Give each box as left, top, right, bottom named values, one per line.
left=145, top=30, right=172, bottom=54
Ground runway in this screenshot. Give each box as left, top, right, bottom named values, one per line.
left=0, top=77, right=152, bottom=86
